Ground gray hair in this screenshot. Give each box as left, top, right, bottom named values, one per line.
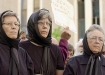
left=86, top=24, right=105, bottom=38
left=1, top=11, right=20, bottom=24
left=68, top=44, right=75, bottom=55
left=39, top=9, right=52, bottom=23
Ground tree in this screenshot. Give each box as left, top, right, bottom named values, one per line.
left=52, top=26, right=61, bottom=41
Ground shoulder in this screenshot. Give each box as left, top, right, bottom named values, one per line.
left=19, top=40, right=30, bottom=46
left=68, top=54, right=89, bottom=65
left=19, top=40, right=32, bottom=50
left=50, top=43, right=61, bottom=53
left=51, top=43, right=59, bottom=48
left=64, top=55, right=83, bottom=75
left=68, top=55, right=82, bottom=64
left=65, top=55, right=85, bottom=70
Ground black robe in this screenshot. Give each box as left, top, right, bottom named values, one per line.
left=0, top=43, right=34, bottom=75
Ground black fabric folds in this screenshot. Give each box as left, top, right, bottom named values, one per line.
left=41, top=46, right=50, bottom=75
left=9, top=48, right=19, bottom=75
left=27, top=9, right=52, bottom=75
left=83, top=34, right=102, bottom=75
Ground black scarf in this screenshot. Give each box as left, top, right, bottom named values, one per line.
left=27, top=8, right=52, bottom=75
left=0, top=10, right=20, bottom=75
left=83, top=34, right=102, bottom=75
left=9, top=48, right=19, bottom=75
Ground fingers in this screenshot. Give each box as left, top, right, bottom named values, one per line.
left=61, top=27, right=71, bottom=40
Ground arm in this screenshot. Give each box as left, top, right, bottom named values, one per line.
left=56, top=46, right=64, bottom=75
left=25, top=50, right=34, bottom=75
left=59, top=27, right=71, bottom=61
left=59, top=39, right=68, bottom=61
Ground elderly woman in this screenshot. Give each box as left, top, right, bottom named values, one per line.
left=63, top=24, right=105, bottom=75
left=19, top=8, right=64, bottom=75
left=0, top=10, right=34, bottom=75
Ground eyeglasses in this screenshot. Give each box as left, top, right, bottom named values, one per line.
left=88, top=36, right=104, bottom=43
left=38, top=21, right=51, bottom=27
left=3, top=22, right=20, bottom=27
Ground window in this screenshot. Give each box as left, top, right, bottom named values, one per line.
left=78, top=0, right=85, bottom=39
left=92, top=0, right=100, bottom=25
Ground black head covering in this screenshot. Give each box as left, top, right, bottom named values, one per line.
left=27, top=8, right=52, bottom=46
left=83, top=34, right=103, bottom=75
left=27, top=8, right=52, bottom=75
left=0, top=10, right=20, bottom=75
left=0, top=10, right=20, bottom=49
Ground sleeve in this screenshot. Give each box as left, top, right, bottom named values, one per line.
left=63, top=57, right=77, bottom=75
left=56, top=46, right=64, bottom=70
left=25, top=51, right=35, bottom=75
left=59, top=39, right=68, bottom=61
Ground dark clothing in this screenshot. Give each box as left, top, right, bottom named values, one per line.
left=27, top=8, right=52, bottom=75
left=0, top=10, right=34, bottom=75
left=0, top=43, right=34, bottom=75
left=63, top=54, right=105, bottom=75
left=83, top=34, right=103, bottom=75
left=19, top=40, right=64, bottom=75
left=64, top=33, right=105, bottom=75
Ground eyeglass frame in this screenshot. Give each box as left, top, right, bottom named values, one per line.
left=37, top=21, right=51, bottom=27
left=3, top=22, right=20, bottom=27
left=87, top=36, right=105, bottom=43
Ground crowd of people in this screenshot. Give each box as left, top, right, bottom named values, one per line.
left=0, top=8, right=105, bottom=75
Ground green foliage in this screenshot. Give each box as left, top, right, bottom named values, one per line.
left=52, top=26, right=61, bottom=41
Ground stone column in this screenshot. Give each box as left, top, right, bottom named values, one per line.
left=27, top=0, right=34, bottom=21
left=84, top=0, right=92, bottom=31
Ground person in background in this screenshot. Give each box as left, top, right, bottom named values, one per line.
left=51, top=37, right=58, bottom=45
left=74, top=39, right=83, bottom=56
left=64, top=43, right=74, bottom=68
left=52, top=27, right=71, bottom=61
left=0, top=10, right=34, bottom=75
left=19, top=30, right=28, bottom=42
left=19, top=8, right=64, bottom=75
left=63, top=24, right=105, bottom=75
left=59, top=27, right=71, bottom=61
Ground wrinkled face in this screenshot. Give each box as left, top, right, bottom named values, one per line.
left=2, top=16, right=20, bottom=39
left=38, top=18, right=51, bottom=38
left=87, top=30, right=104, bottom=54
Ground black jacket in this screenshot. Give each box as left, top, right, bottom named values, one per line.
left=63, top=54, right=105, bottom=75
